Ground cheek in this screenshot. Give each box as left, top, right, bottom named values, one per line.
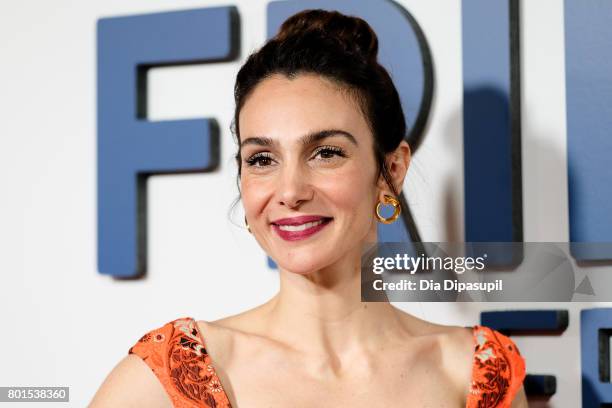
left=240, top=177, right=270, bottom=216
left=317, top=163, right=376, bottom=216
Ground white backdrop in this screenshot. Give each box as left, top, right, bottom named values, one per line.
left=1, top=0, right=608, bottom=406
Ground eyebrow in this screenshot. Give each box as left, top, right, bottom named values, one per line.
left=240, top=129, right=358, bottom=149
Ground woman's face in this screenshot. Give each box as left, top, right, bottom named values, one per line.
left=238, top=73, right=383, bottom=275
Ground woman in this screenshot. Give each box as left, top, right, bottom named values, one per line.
left=90, top=9, right=527, bottom=408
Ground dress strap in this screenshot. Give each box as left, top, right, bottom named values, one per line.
left=466, top=325, right=526, bottom=407
left=129, top=316, right=232, bottom=407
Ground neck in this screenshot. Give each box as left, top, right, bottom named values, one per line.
left=257, top=245, right=414, bottom=377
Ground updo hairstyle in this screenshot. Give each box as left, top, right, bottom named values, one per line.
left=231, top=9, right=408, bottom=205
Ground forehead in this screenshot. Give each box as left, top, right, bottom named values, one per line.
left=238, top=73, right=370, bottom=143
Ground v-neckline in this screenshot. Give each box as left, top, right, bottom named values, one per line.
left=192, top=317, right=234, bottom=407
left=191, top=317, right=478, bottom=408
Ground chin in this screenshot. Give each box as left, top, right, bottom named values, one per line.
left=274, top=255, right=330, bottom=275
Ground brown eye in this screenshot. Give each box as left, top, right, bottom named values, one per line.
left=245, top=152, right=274, bottom=167
left=313, top=146, right=346, bottom=160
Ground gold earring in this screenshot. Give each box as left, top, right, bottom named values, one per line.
left=244, top=216, right=252, bottom=233
left=375, top=194, right=401, bottom=224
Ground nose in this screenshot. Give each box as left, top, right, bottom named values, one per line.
left=276, top=161, right=313, bottom=209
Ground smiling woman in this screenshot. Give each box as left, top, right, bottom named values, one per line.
left=89, top=8, right=527, bottom=408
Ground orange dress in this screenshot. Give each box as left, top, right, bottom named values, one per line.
left=129, top=316, right=526, bottom=408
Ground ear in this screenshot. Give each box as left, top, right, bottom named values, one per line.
left=376, top=140, right=411, bottom=197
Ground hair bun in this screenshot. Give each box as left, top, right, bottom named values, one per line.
left=275, top=9, right=379, bottom=63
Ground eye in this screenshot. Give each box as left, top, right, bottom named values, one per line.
left=245, top=152, right=275, bottom=167
left=312, top=146, right=347, bottom=160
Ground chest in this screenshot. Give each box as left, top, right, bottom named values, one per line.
left=216, top=352, right=467, bottom=408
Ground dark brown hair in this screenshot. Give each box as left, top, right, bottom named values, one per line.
left=230, top=9, right=407, bottom=215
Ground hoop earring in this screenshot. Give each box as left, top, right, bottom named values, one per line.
left=244, top=216, right=252, bottom=233
left=375, top=194, right=401, bottom=224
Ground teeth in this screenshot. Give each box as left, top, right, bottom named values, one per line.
left=278, top=219, right=325, bottom=232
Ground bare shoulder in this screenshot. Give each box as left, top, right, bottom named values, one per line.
left=427, top=321, right=475, bottom=402
left=425, top=321, right=529, bottom=408
left=395, top=311, right=475, bottom=399
left=196, top=304, right=273, bottom=348
left=88, top=354, right=171, bottom=408
left=195, top=311, right=266, bottom=366
left=437, top=323, right=475, bottom=377
left=395, top=310, right=474, bottom=360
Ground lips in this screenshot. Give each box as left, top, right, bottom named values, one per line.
left=271, top=215, right=332, bottom=226
left=271, top=216, right=333, bottom=241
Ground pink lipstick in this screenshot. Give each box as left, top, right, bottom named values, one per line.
left=271, top=216, right=333, bottom=241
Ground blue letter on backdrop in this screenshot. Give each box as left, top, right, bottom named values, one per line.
left=266, top=0, right=434, bottom=268
left=581, top=308, right=612, bottom=406
left=462, top=0, right=523, bottom=266
left=97, top=7, right=239, bottom=278
left=565, top=0, right=612, bottom=261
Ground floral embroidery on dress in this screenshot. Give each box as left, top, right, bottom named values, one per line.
left=208, top=379, right=224, bottom=393
left=129, top=317, right=232, bottom=408
left=175, top=318, right=208, bottom=357
left=466, top=325, right=526, bottom=408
